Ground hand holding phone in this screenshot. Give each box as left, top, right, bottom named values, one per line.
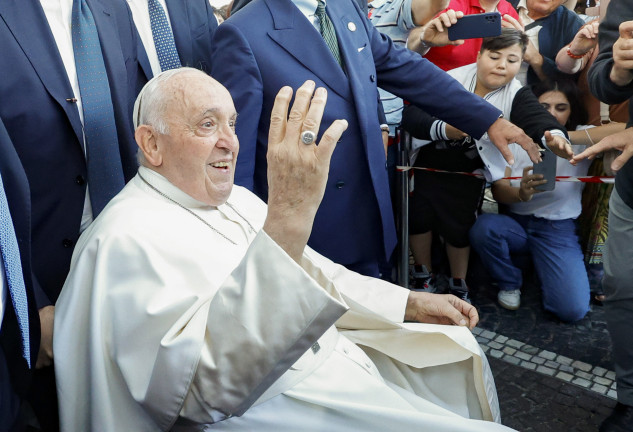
left=532, top=149, right=556, bottom=192
left=447, top=12, right=502, bottom=41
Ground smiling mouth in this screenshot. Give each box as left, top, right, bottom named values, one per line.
left=210, top=161, right=230, bottom=170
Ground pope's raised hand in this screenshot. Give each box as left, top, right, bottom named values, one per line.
left=263, top=81, right=348, bottom=261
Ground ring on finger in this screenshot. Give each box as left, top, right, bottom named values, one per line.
left=301, top=130, right=317, bottom=145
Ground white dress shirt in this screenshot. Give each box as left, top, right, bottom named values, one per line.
left=127, top=0, right=176, bottom=76
left=292, top=0, right=321, bottom=30
left=40, top=0, right=94, bottom=232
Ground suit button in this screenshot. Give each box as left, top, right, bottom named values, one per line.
left=62, top=238, right=73, bottom=248
left=370, top=74, right=376, bottom=82
left=335, top=180, right=345, bottom=189
left=75, top=175, right=86, bottom=185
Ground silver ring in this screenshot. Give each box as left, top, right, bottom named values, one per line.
left=300, top=130, right=317, bottom=145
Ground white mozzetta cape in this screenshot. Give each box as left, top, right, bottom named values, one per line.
left=54, top=167, right=513, bottom=432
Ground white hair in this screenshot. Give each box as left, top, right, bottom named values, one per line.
left=133, top=67, right=205, bottom=133
left=133, top=67, right=205, bottom=165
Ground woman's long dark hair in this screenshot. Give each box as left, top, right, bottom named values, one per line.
left=531, top=79, right=588, bottom=130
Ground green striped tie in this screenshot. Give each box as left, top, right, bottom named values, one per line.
left=315, top=0, right=342, bottom=67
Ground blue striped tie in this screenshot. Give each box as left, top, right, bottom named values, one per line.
left=148, top=0, right=182, bottom=71
left=0, top=174, right=31, bottom=368
left=72, top=0, right=125, bottom=216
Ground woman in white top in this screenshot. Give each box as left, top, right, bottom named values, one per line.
left=469, top=78, right=620, bottom=321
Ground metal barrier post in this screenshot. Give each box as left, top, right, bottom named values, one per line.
left=395, top=128, right=410, bottom=288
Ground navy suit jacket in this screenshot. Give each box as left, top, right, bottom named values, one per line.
left=211, top=0, right=501, bottom=273
left=0, top=118, right=40, bottom=432
left=0, top=0, right=141, bottom=304
left=136, top=0, right=219, bottom=82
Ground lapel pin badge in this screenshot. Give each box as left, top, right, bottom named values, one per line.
left=348, top=22, right=356, bottom=31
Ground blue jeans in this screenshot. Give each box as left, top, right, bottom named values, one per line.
left=470, top=213, right=590, bottom=322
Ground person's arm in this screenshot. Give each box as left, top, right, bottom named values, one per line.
left=411, top=0, right=450, bottom=26
left=568, top=123, right=626, bottom=146
left=401, top=104, right=467, bottom=140
left=366, top=15, right=541, bottom=163
left=572, top=126, right=633, bottom=173
left=589, top=1, right=633, bottom=104
left=510, top=87, right=573, bottom=158
left=538, top=10, right=584, bottom=80
left=407, top=9, right=465, bottom=55
left=262, top=83, right=347, bottom=262
left=210, top=23, right=264, bottom=191
left=555, top=20, right=599, bottom=75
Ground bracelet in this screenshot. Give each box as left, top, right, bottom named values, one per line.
left=584, top=128, right=595, bottom=146
left=566, top=45, right=584, bottom=60
left=380, top=125, right=390, bottom=133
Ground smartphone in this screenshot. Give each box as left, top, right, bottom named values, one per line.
left=532, top=150, right=556, bottom=192
left=447, top=12, right=502, bottom=41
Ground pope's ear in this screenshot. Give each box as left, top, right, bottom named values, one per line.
left=135, top=125, right=162, bottom=167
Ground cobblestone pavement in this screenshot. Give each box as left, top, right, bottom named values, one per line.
left=470, top=268, right=615, bottom=431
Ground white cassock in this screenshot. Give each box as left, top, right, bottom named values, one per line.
left=54, top=166, right=514, bottom=432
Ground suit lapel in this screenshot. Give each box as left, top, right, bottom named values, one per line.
left=264, top=0, right=351, bottom=102
left=0, top=0, right=83, bottom=145
left=328, top=0, right=373, bottom=137
left=166, top=0, right=193, bottom=65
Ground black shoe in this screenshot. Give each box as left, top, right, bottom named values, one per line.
left=448, top=278, right=471, bottom=304
left=410, top=265, right=438, bottom=293
left=600, top=403, right=633, bottom=432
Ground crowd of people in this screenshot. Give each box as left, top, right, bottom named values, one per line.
left=0, top=0, right=632, bottom=431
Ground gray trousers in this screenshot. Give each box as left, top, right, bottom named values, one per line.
left=603, top=188, right=633, bottom=406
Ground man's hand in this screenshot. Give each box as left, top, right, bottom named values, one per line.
left=610, top=21, right=633, bottom=86
left=487, top=117, right=541, bottom=165
left=405, top=292, right=479, bottom=329
left=263, top=81, right=348, bottom=261
left=545, top=131, right=573, bottom=159
left=36, top=305, right=54, bottom=369
left=572, top=127, right=633, bottom=173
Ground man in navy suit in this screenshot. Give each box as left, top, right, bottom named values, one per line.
left=127, top=0, right=219, bottom=82
left=0, top=119, right=40, bottom=432
left=211, top=0, right=541, bottom=278
left=0, top=0, right=144, bottom=429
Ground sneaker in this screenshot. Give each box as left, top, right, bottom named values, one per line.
left=498, top=289, right=521, bottom=310
left=448, top=278, right=471, bottom=304
left=409, top=265, right=437, bottom=293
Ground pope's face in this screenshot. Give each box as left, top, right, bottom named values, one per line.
left=157, top=73, right=239, bottom=206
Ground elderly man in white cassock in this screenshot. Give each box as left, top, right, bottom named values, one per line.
left=53, top=67, right=514, bottom=432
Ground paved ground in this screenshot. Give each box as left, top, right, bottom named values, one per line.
left=470, top=267, right=616, bottom=431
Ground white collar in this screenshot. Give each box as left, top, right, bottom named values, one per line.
left=137, top=166, right=220, bottom=210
